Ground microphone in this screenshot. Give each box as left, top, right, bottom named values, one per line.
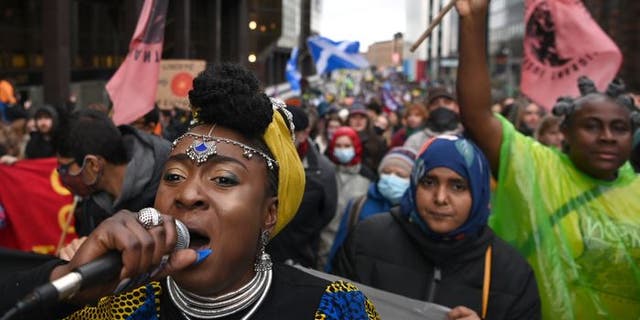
left=1, top=214, right=189, bottom=320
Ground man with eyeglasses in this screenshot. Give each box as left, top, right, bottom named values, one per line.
left=56, top=109, right=170, bottom=240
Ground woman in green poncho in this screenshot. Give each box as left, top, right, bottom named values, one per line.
left=454, top=0, right=640, bottom=319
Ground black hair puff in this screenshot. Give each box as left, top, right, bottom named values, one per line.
left=553, top=76, right=639, bottom=128
left=577, top=76, right=597, bottom=96
left=552, top=96, right=574, bottom=117
left=617, top=94, right=635, bottom=111
left=617, top=94, right=640, bottom=127
left=188, top=63, right=273, bottom=138
left=606, top=78, right=626, bottom=98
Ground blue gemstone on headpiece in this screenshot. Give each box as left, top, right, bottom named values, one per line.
left=195, top=142, right=208, bottom=153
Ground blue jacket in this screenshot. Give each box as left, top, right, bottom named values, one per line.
left=325, top=183, right=393, bottom=272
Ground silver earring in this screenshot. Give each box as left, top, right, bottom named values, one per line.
left=254, top=230, right=272, bottom=272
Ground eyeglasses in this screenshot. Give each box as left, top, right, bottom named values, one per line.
left=56, top=160, right=77, bottom=176
left=57, top=157, right=90, bottom=177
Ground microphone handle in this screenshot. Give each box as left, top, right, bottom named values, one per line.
left=52, top=218, right=189, bottom=300
left=69, top=251, right=122, bottom=294
left=1, top=217, right=189, bottom=320
left=35, top=251, right=122, bottom=304
left=0, top=251, right=121, bottom=320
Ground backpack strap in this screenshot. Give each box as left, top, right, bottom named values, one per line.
left=346, top=194, right=368, bottom=235
left=482, top=245, right=492, bottom=318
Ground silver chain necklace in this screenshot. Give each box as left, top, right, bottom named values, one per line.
left=167, top=253, right=273, bottom=320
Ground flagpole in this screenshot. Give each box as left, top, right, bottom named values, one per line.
left=410, top=0, right=459, bottom=53
left=55, top=196, right=78, bottom=255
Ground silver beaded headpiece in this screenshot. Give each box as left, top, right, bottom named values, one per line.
left=175, top=97, right=297, bottom=170
left=171, top=125, right=278, bottom=170
left=269, top=97, right=296, bottom=143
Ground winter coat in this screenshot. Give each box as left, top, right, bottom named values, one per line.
left=25, top=105, right=59, bottom=159
left=325, top=183, right=393, bottom=272
left=24, top=132, right=55, bottom=159
left=358, top=130, right=387, bottom=178
left=316, top=163, right=370, bottom=270
left=75, top=126, right=170, bottom=236
left=269, top=139, right=338, bottom=267
left=403, top=126, right=464, bottom=153
left=333, top=208, right=541, bottom=320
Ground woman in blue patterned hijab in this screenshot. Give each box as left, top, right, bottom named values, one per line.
left=400, top=135, right=491, bottom=240
left=334, top=134, right=539, bottom=319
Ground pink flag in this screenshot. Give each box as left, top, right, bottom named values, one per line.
left=106, top=0, right=169, bottom=125
left=520, top=0, right=622, bottom=110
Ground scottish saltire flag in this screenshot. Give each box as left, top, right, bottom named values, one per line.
left=307, top=36, right=369, bottom=74
left=286, top=47, right=301, bottom=95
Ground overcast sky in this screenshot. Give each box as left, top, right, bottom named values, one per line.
left=319, top=0, right=406, bottom=51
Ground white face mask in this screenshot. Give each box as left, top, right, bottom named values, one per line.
left=333, top=147, right=356, bottom=164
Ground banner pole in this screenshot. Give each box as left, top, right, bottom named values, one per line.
left=55, top=196, right=78, bottom=255
left=410, top=0, right=459, bottom=53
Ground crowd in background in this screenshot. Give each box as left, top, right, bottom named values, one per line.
left=1, top=0, right=640, bottom=316
left=1, top=55, right=640, bottom=319
left=3, top=70, right=639, bottom=172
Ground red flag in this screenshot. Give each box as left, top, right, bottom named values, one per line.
left=107, top=0, right=169, bottom=125
left=520, top=0, right=622, bottom=110
left=0, top=158, right=76, bottom=254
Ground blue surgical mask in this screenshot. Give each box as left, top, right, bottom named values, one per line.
left=333, top=147, right=356, bottom=164
left=377, top=173, right=410, bottom=204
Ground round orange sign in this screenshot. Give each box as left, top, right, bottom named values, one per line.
left=171, top=72, right=194, bottom=97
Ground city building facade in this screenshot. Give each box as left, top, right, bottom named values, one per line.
left=0, top=0, right=318, bottom=109
left=366, top=33, right=404, bottom=70
left=488, top=0, right=525, bottom=99
left=404, top=0, right=459, bottom=85
left=583, top=0, right=639, bottom=92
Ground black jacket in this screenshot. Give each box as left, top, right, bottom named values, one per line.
left=75, top=126, right=170, bottom=236
left=268, top=139, right=337, bottom=267
left=0, top=250, right=73, bottom=319
left=333, top=208, right=541, bottom=320
left=0, top=260, right=336, bottom=320
left=24, top=132, right=56, bottom=159
left=358, top=130, right=386, bottom=179
left=25, top=105, right=60, bottom=159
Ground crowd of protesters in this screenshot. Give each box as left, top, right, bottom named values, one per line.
left=1, top=0, right=640, bottom=318
left=2, top=65, right=640, bottom=320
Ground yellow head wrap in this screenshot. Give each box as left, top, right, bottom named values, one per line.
left=263, top=99, right=305, bottom=237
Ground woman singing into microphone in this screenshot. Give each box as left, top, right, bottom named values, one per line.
left=3, top=64, right=378, bottom=320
